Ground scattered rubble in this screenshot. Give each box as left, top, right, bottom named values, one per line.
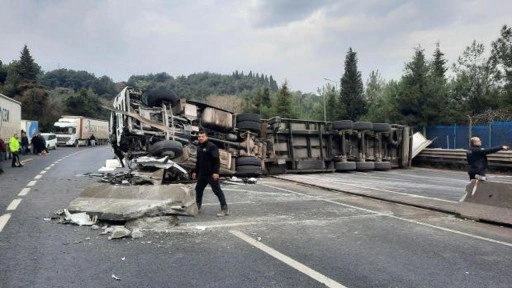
left=63, top=209, right=98, bottom=226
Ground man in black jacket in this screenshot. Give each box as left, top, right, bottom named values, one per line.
left=191, top=130, right=229, bottom=217
left=466, top=137, right=509, bottom=180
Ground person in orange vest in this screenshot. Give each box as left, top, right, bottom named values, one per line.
left=9, top=133, right=23, bottom=167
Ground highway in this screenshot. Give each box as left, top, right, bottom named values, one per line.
left=1, top=146, right=511, bottom=288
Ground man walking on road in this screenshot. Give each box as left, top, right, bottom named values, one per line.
left=9, top=133, right=23, bottom=167
left=191, top=130, right=229, bottom=217
left=0, top=137, right=6, bottom=174
left=466, top=136, right=508, bottom=180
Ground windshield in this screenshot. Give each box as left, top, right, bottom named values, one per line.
left=54, top=127, right=76, bottom=134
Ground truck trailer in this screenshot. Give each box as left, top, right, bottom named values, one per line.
left=0, top=93, right=22, bottom=158
left=54, top=116, right=109, bottom=146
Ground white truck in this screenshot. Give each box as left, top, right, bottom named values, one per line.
left=54, top=116, right=109, bottom=146
left=0, top=93, right=22, bottom=158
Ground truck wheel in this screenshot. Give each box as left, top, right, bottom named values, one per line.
left=332, top=120, right=353, bottom=130
left=372, top=123, right=391, bottom=132
left=236, top=156, right=261, bottom=167
left=353, top=122, right=373, bottom=131
left=235, top=165, right=262, bottom=177
left=142, top=87, right=180, bottom=107
left=148, top=140, right=183, bottom=159
left=356, top=161, right=375, bottom=171
left=335, top=161, right=356, bottom=171
left=237, top=121, right=261, bottom=133
left=236, top=113, right=261, bottom=123
left=374, top=161, right=392, bottom=170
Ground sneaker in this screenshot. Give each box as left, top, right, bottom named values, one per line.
left=216, top=209, right=229, bottom=217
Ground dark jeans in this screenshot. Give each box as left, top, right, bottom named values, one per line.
left=11, top=152, right=21, bottom=167
left=195, top=175, right=227, bottom=210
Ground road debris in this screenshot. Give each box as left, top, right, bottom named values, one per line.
left=63, top=209, right=98, bottom=226
left=112, top=274, right=120, bottom=281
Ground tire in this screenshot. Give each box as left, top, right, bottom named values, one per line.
left=374, top=161, right=392, bottom=170
left=235, top=165, right=262, bottom=177
left=332, top=120, right=353, bottom=130
left=335, top=161, right=356, bottom=171
left=356, top=161, right=375, bottom=171
left=148, top=140, right=183, bottom=159
left=372, top=123, right=391, bottom=133
left=236, top=113, right=261, bottom=123
left=353, top=122, right=373, bottom=131
left=236, top=121, right=261, bottom=133
left=142, top=87, right=180, bottom=107
left=236, top=156, right=261, bottom=167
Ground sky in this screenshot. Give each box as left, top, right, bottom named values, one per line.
left=1, top=0, right=511, bottom=94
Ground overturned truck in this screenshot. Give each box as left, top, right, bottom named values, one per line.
left=108, top=86, right=412, bottom=178
left=69, top=87, right=412, bottom=221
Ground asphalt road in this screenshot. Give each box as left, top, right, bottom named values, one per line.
left=1, top=146, right=511, bottom=288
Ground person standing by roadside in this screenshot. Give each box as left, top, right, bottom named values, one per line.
left=89, top=134, right=96, bottom=146
left=466, top=136, right=508, bottom=180
left=21, top=131, right=29, bottom=155
left=9, top=133, right=23, bottom=167
left=0, top=137, right=6, bottom=174
left=191, top=130, right=229, bottom=217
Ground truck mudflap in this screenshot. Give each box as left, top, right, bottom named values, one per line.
left=67, top=182, right=198, bottom=221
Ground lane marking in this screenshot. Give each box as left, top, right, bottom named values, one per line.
left=6, top=199, right=22, bottom=211
left=34, top=174, right=42, bottom=179
left=284, top=175, right=457, bottom=203
left=45, top=167, right=51, bottom=171
left=27, top=181, right=37, bottom=187
left=231, top=230, right=347, bottom=288
left=18, top=188, right=30, bottom=196
left=262, top=183, right=512, bottom=248
left=40, top=170, right=47, bottom=174
left=0, top=214, right=12, bottom=232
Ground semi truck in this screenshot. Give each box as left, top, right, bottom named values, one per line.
left=0, top=93, right=22, bottom=158
left=54, top=116, right=109, bottom=146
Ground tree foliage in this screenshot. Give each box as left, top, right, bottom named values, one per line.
left=339, top=48, right=366, bottom=120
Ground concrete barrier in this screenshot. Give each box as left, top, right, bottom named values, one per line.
left=457, top=180, right=512, bottom=225
left=68, top=182, right=198, bottom=221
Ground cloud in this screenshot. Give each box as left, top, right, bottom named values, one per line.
left=1, top=0, right=511, bottom=93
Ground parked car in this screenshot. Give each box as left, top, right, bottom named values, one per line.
left=41, top=133, right=57, bottom=150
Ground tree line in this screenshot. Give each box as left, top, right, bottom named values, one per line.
left=1, top=24, right=511, bottom=130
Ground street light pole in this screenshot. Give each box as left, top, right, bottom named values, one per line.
left=323, top=78, right=338, bottom=122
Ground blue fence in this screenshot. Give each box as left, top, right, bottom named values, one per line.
left=421, top=121, right=512, bottom=149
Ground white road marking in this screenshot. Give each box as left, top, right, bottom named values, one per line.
left=6, top=199, right=22, bottom=211
left=285, top=174, right=458, bottom=203
left=27, top=181, right=37, bottom=187
left=18, top=188, right=30, bottom=196
left=262, top=183, right=512, bottom=248
left=45, top=167, right=51, bottom=170
left=231, top=230, right=347, bottom=288
left=0, top=214, right=11, bottom=232
left=40, top=170, right=47, bottom=174
left=34, top=174, right=42, bottom=179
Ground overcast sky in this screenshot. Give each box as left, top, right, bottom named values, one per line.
left=1, top=0, right=510, bottom=94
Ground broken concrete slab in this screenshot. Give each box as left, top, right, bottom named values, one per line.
left=109, top=227, right=131, bottom=239
left=67, top=182, right=198, bottom=221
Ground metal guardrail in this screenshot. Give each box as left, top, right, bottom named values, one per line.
left=416, top=148, right=512, bottom=168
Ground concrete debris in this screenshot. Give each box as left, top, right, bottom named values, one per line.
left=247, top=177, right=258, bottom=184
left=68, top=182, right=197, bottom=221
left=121, top=257, right=126, bottom=261
left=112, top=274, right=120, bottom=281
left=109, top=227, right=131, bottom=239
left=126, top=216, right=180, bottom=231
left=131, top=229, right=144, bottom=239
left=134, top=156, right=187, bottom=174
left=63, top=209, right=98, bottom=226
left=90, top=225, right=100, bottom=230
left=43, top=218, right=51, bottom=221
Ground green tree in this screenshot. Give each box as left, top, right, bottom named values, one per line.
left=339, top=47, right=366, bottom=120
left=275, top=81, right=293, bottom=118
left=451, top=41, right=498, bottom=119
left=64, top=89, right=106, bottom=119
left=396, top=46, right=431, bottom=126
left=489, top=24, right=512, bottom=108
left=428, top=43, right=450, bottom=123
left=363, top=70, right=386, bottom=122
left=18, top=45, right=41, bottom=83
